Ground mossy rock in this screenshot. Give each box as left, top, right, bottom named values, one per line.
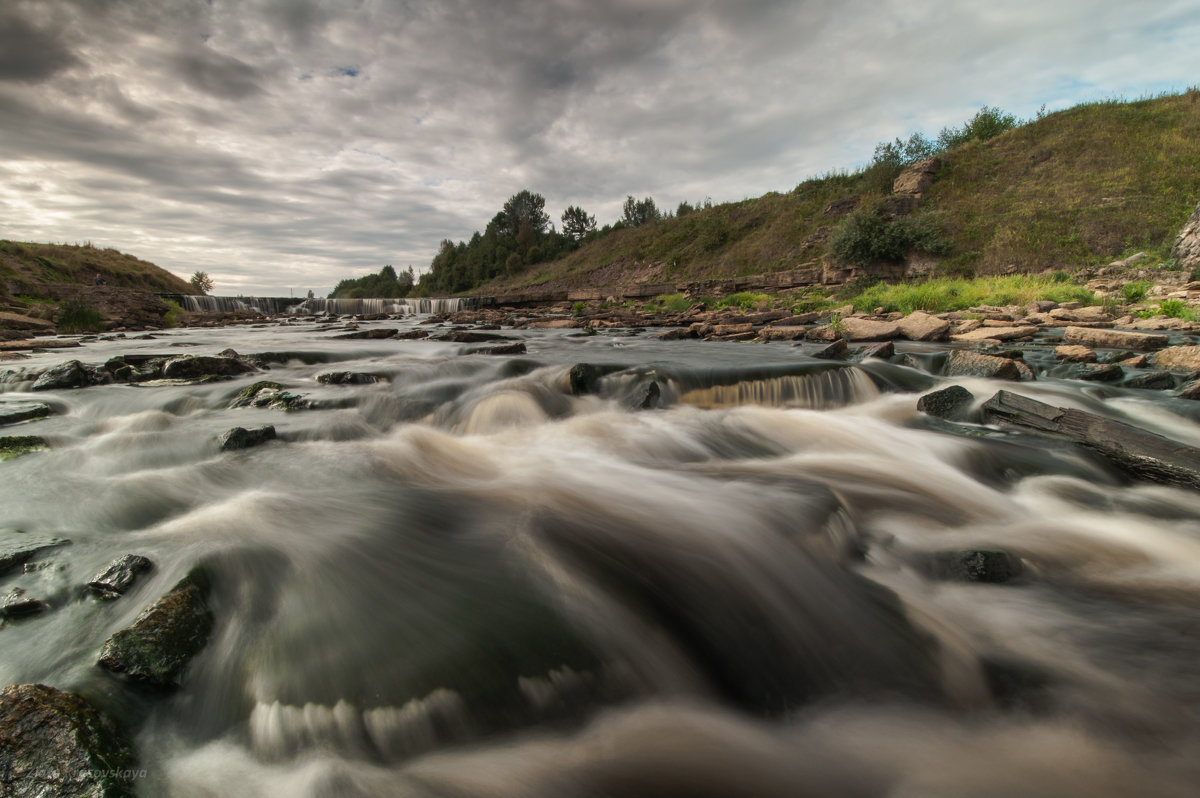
left=0, top=436, right=49, bottom=461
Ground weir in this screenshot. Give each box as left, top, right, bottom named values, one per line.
left=163, top=295, right=478, bottom=315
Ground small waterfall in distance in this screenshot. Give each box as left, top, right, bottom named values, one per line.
left=174, top=296, right=476, bottom=315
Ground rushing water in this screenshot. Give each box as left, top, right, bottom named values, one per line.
left=3, top=316, right=1200, bottom=797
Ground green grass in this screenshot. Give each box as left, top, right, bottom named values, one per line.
left=840, top=274, right=1095, bottom=314
left=0, top=240, right=192, bottom=294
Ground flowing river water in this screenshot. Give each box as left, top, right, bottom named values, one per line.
left=3, top=314, right=1200, bottom=796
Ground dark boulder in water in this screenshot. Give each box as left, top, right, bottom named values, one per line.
left=812, top=339, right=850, bottom=360
left=0, top=683, right=137, bottom=798
left=316, top=371, right=381, bottom=385
left=87, top=555, right=154, bottom=599
left=218, top=425, right=277, bottom=451
left=31, top=360, right=92, bottom=391
left=161, top=354, right=257, bottom=380
left=0, top=435, right=50, bottom=461
left=97, top=570, right=214, bottom=688
left=467, top=342, right=527, bottom=356
left=1, top=587, right=48, bottom=618
left=930, top=550, right=1024, bottom=583
left=917, top=385, right=975, bottom=421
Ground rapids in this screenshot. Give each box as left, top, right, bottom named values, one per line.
left=2, top=315, right=1200, bottom=797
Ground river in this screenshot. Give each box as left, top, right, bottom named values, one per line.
left=2, top=314, right=1200, bottom=797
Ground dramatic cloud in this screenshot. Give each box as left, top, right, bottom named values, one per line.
left=0, top=0, right=1196, bottom=295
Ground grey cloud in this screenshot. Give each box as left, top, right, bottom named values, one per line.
left=171, top=47, right=264, bottom=100
left=0, top=13, right=80, bottom=83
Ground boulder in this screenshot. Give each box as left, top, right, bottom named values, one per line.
left=0, top=683, right=138, bottom=798
left=87, top=554, right=154, bottom=598
left=897, top=311, right=951, bottom=341
left=1125, top=371, right=1174, bottom=390
left=1170, top=201, right=1200, bottom=271
left=1054, top=345, right=1097, bottom=363
left=1062, top=326, right=1168, bottom=352
left=857, top=341, right=895, bottom=360
left=31, top=360, right=90, bottom=391
left=162, top=354, right=257, bottom=380
left=757, top=326, right=806, bottom=341
left=950, top=326, right=1037, bottom=343
left=1, top=587, right=48, bottom=618
left=218, top=425, right=276, bottom=451
left=930, top=550, right=1023, bottom=583
left=1067, top=363, right=1124, bottom=382
left=316, top=371, right=381, bottom=385
left=838, top=317, right=901, bottom=342
left=1154, top=345, right=1200, bottom=371
left=812, top=339, right=850, bottom=360
left=1176, top=380, right=1200, bottom=400
left=805, top=324, right=842, bottom=342
left=917, top=385, right=975, bottom=420
left=944, top=350, right=1021, bottom=381
left=466, top=342, right=527, bottom=355
left=97, top=570, right=214, bottom=687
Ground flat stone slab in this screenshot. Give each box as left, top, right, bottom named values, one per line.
left=0, top=401, right=52, bottom=427
left=1154, top=345, right=1200, bottom=371
left=950, top=326, right=1037, bottom=343
left=1062, top=326, right=1168, bottom=352
left=838, top=317, right=901, bottom=342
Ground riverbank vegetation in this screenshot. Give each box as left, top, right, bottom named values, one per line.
left=402, top=89, right=1200, bottom=300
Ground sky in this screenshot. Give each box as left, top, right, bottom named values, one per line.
left=0, top=1, right=1197, bottom=297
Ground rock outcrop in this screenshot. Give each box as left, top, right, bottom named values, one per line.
left=1171, top=202, right=1200, bottom=271
left=892, top=157, right=942, bottom=198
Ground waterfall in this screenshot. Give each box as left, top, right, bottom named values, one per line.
left=177, top=296, right=303, bottom=314
left=288, top=297, right=476, bottom=316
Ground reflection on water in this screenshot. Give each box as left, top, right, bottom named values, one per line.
left=2, top=319, right=1200, bottom=796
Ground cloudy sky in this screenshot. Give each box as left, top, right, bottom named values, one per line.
left=0, top=0, right=1196, bottom=296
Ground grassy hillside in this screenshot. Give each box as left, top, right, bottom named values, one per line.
left=0, top=240, right=193, bottom=296
left=478, top=90, right=1200, bottom=295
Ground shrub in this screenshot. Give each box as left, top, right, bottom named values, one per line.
left=717, top=292, right=771, bottom=311
left=163, top=299, right=184, bottom=328
left=1159, top=298, right=1189, bottom=318
left=1121, top=281, right=1151, bottom=303
left=56, top=298, right=104, bottom=333
left=829, top=206, right=951, bottom=267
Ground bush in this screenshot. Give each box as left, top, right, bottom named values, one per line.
left=56, top=298, right=104, bottom=333
left=1121, top=281, right=1151, bottom=303
left=829, top=206, right=951, bottom=267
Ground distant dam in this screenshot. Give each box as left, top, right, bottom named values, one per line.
left=162, top=295, right=481, bottom=315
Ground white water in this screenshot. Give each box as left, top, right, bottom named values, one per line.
left=2, top=317, right=1200, bottom=796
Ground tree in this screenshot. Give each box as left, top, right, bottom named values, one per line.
left=622, top=195, right=661, bottom=227
left=189, top=271, right=213, bottom=294
left=498, top=190, right=550, bottom=239
left=561, top=205, right=597, bottom=242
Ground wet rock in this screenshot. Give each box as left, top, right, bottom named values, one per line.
left=897, top=310, right=950, bottom=342
left=466, top=342, right=527, bottom=355
left=1055, top=345, right=1097, bottom=363
left=1154, top=345, right=1200, bottom=371
left=944, top=350, right=1020, bottom=381
left=229, top=382, right=307, bottom=411
left=568, top=363, right=602, bottom=395
left=630, top=379, right=662, bottom=410
left=0, top=400, right=52, bottom=427
left=1176, top=380, right=1200, bottom=400
left=812, top=339, right=850, bottom=360
left=1062, top=326, right=1168, bottom=352
left=0, top=534, right=70, bottom=576
left=218, top=425, right=277, bottom=451
left=917, top=385, right=975, bottom=421
left=316, top=371, right=381, bottom=385
left=31, top=360, right=90, bottom=391
left=331, top=328, right=400, bottom=340
left=857, top=341, right=895, bottom=360
left=1068, top=363, right=1124, bottom=382
left=931, top=550, right=1023, bottom=583
left=0, top=435, right=50, bottom=461
left=0, top=683, right=138, bottom=798
left=1125, top=371, right=1175, bottom=390
left=229, top=380, right=283, bottom=407
left=1, top=587, right=48, bottom=618
left=440, top=330, right=514, bottom=343
left=654, top=327, right=696, bottom=341
left=1101, top=350, right=1140, bottom=364
left=87, top=555, right=154, bottom=599
left=97, top=570, right=214, bottom=687
left=162, top=354, right=257, bottom=380
left=393, top=329, right=430, bottom=340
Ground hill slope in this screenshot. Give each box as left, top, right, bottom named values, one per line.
left=0, top=240, right=193, bottom=296
left=473, top=91, right=1200, bottom=297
